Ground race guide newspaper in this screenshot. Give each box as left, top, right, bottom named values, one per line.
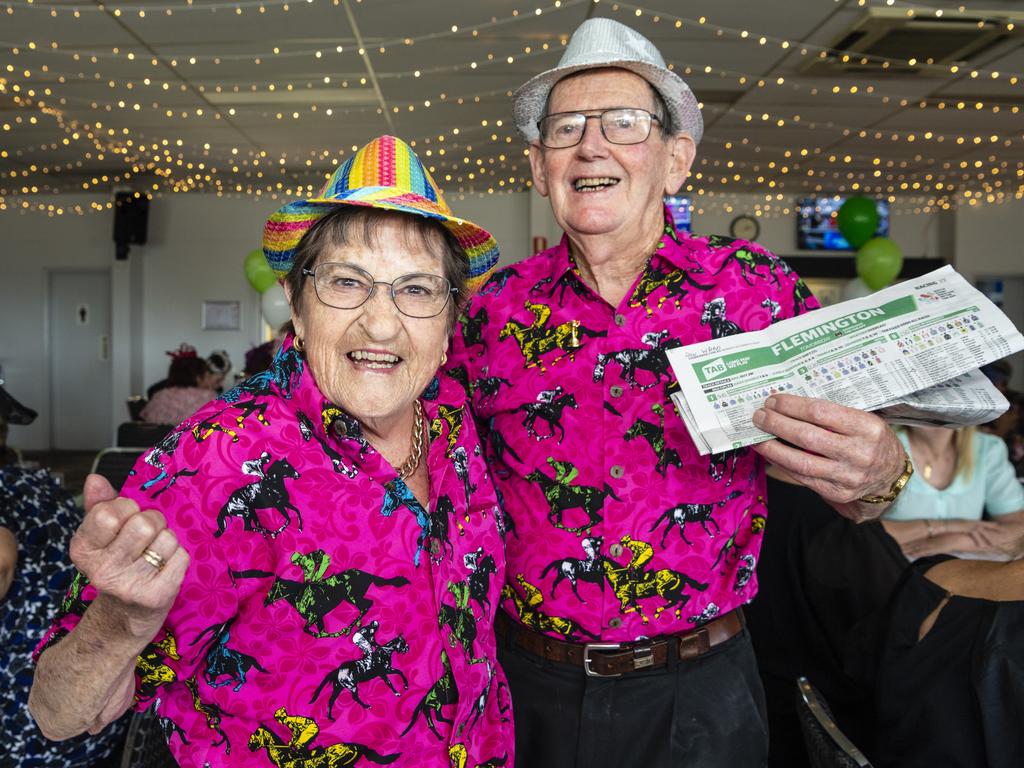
left=666, top=266, right=1024, bottom=456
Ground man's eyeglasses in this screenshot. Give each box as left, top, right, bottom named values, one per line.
left=537, top=108, right=662, bottom=149
left=302, top=262, right=458, bottom=318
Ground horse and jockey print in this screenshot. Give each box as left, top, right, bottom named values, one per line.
left=190, top=617, right=269, bottom=692
left=229, top=549, right=410, bottom=639
left=498, top=300, right=605, bottom=375
left=215, top=453, right=303, bottom=539
left=592, top=330, right=676, bottom=392
left=513, top=386, right=578, bottom=442
left=501, top=575, right=599, bottom=643
left=401, top=651, right=459, bottom=740
left=247, top=708, right=400, bottom=767
left=311, top=621, right=411, bottom=716
left=525, top=458, right=619, bottom=536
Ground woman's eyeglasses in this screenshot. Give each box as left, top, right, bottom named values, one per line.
left=302, top=262, right=457, bottom=318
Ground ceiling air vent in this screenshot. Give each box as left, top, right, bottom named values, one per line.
left=801, top=7, right=1022, bottom=76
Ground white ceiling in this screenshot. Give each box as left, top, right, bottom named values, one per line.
left=1, top=0, right=1022, bottom=214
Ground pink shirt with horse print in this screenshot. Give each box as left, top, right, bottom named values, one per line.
left=449, top=206, right=819, bottom=643
left=37, top=337, right=513, bottom=768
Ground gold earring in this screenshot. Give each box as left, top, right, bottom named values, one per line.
left=440, top=350, right=448, bottom=367
left=293, top=336, right=305, bottom=353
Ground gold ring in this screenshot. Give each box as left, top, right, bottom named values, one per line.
left=141, top=548, right=165, bottom=571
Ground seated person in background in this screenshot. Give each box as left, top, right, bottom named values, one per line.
left=750, top=466, right=1024, bottom=768
left=882, top=425, right=1024, bottom=561
left=869, top=553, right=1024, bottom=768
left=203, top=349, right=232, bottom=393
left=1, top=437, right=126, bottom=766
left=139, top=344, right=216, bottom=426
left=241, top=340, right=276, bottom=379
left=242, top=342, right=278, bottom=380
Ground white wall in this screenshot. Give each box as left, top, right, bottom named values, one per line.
left=953, top=197, right=1024, bottom=282
left=955, top=197, right=1024, bottom=391
left=139, top=194, right=275, bottom=390
left=693, top=194, right=939, bottom=259
left=449, top=192, right=531, bottom=270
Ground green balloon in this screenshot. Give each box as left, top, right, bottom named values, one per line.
left=244, top=248, right=276, bottom=293
left=836, top=196, right=880, bottom=249
left=856, top=237, right=903, bottom=290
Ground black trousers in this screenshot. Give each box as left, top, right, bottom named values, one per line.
left=498, top=627, right=769, bottom=768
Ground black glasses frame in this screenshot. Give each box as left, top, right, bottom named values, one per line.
left=302, top=262, right=458, bottom=318
left=536, top=107, right=662, bottom=149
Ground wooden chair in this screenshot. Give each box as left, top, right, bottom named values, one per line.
left=796, top=676, right=873, bottom=768
left=90, top=447, right=145, bottom=492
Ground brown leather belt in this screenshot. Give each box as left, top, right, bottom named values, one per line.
left=496, top=607, right=745, bottom=677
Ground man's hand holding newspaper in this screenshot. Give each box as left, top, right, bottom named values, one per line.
left=666, top=266, right=1024, bottom=521
left=667, top=266, right=1023, bottom=455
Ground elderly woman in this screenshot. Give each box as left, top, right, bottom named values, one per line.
left=29, top=136, right=512, bottom=768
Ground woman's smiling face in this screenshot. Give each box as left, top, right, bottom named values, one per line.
left=286, top=212, right=452, bottom=435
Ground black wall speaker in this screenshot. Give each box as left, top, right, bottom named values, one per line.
left=113, top=192, right=149, bottom=260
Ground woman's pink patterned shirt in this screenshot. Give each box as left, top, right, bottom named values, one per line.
left=39, top=338, right=513, bottom=767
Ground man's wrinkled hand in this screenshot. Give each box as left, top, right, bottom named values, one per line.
left=751, top=394, right=905, bottom=521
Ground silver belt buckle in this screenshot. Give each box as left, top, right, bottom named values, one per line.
left=583, top=642, right=623, bottom=677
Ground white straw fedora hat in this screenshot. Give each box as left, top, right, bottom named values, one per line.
left=513, top=17, right=703, bottom=146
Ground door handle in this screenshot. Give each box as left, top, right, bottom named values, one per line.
left=99, top=334, right=111, bottom=362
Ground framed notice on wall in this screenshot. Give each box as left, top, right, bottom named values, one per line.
left=201, top=300, right=241, bottom=331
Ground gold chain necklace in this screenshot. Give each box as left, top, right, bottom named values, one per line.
left=397, top=401, right=425, bottom=480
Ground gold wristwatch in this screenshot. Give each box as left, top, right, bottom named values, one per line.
left=858, top=453, right=914, bottom=504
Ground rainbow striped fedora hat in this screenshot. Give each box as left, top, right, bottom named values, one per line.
left=263, top=135, right=500, bottom=293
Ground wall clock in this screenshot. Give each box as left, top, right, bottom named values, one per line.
left=729, top=214, right=760, bottom=242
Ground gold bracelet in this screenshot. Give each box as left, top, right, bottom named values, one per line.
left=858, top=453, right=914, bottom=504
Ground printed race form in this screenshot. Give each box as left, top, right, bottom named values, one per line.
left=667, top=266, right=1024, bottom=455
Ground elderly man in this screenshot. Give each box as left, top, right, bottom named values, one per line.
left=449, top=17, right=908, bottom=768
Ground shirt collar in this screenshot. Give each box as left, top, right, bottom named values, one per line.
left=543, top=203, right=698, bottom=288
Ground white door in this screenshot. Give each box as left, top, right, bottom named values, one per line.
left=49, top=271, right=112, bottom=449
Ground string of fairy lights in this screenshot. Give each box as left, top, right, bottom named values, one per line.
left=0, top=0, right=1021, bottom=217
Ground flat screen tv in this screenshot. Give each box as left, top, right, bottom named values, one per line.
left=796, top=196, right=889, bottom=251
left=665, top=195, right=692, bottom=233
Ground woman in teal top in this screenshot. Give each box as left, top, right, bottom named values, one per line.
left=882, top=426, right=1024, bottom=561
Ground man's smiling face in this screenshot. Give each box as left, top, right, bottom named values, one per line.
left=529, top=68, right=694, bottom=244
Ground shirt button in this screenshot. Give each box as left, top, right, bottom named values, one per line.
left=610, top=465, right=625, bottom=479
left=609, top=385, right=623, bottom=398
left=332, top=420, right=347, bottom=438
left=609, top=543, right=624, bottom=557
left=429, top=540, right=441, bottom=556
left=613, top=314, right=626, bottom=327
left=608, top=617, right=623, bottom=629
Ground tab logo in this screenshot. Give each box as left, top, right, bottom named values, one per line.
left=701, top=357, right=728, bottom=380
